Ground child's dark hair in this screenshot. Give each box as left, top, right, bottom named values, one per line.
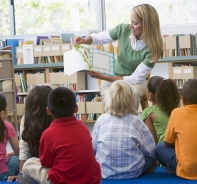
left=0, top=94, right=7, bottom=142
left=182, top=79, right=197, bottom=104
left=155, top=79, right=180, bottom=116
left=22, top=86, right=53, bottom=157
left=147, top=76, right=164, bottom=96
left=48, top=87, right=76, bottom=118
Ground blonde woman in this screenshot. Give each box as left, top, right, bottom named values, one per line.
left=74, top=4, right=163, bottom=104
left=92, top=80, right=156, bottom=179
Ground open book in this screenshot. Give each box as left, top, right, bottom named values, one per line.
left=64, top=45, right=115, bottom=76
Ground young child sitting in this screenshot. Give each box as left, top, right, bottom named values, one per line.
left=0, top=94, right=19, bottom=181
left=155, top=79, right=197, bottom=179
left=92, top=80, right=157, bottom=179
left=141, top=76, right=180, bottom=144
left=22, top=87, right=101, bottom=184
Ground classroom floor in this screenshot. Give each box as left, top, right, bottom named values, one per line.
left=1, top=167, right=197, bottom=184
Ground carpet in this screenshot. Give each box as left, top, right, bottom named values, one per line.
left=0, top=167, right=197, bottom=184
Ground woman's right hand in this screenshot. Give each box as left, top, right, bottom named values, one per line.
left=73, top=36, right=86, bottom=45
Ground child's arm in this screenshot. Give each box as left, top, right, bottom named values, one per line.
left=9, top=137, right=19, bottom=156
left=144, top=113, right=158, bottom=144
left=7, top=152, right=14, bottom=157
left=19, top=160, right=26, bottom=172
left=164, top=141, right=175, bottom=148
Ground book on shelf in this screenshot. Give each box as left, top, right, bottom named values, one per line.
left=5, top=38, right=21, bottom=65
left=20, top=73, right=28, bottom=93
left=61, top=33, right=74, bottom=43
left=64, top=45, right=115, bottom=76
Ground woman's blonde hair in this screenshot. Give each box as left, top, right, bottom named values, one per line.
left=104, top=80, right=138, bottom=117
left=132, top=4, right=163, bottom=62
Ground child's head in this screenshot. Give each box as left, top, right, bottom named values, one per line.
left=104, top=80, right=138, bottom=117
left=146, top=76, right=164, bottom=103
left=47, top=87, right=77, bottom=118
left=155, top=78, right=180, bottom=116
left=0, top=94, right=8, bottom=142
left=182, top=79, right=197, bottom=105
left=22, top=85, right=53, bottom=157
left=0, top=94, right=8, bottom=121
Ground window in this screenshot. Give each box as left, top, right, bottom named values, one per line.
left=0, top=0, right=10, bottom=36
left=14, top=0, right=99, bottom=35
left=105, top=0, right=197, bottom=30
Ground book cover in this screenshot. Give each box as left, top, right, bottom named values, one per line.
left=64, top=45, right=115, bottom=76
left=5, top=39, right=22, bottom=65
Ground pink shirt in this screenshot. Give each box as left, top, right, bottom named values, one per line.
left=0, top=122, right=16, bottom=174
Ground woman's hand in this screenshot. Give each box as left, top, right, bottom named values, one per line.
left=73, top=36, right=86, bottom=45
left=73, top=35, right=93, bottom=45
left=7, top=175, right=17, bottom=182
left=87, top=70, right=104, bottom=79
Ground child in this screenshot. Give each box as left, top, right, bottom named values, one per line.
left=155, top=79, right=197, bottom=179
left=141, top=76, right=180, bottom=143
left=0, top=94, right=19, bottom=181
left=22, top=87, right=101, bottom=184
left=92, top=80, right=156, bottom=179
left=8, top=85, right=54, bottom=182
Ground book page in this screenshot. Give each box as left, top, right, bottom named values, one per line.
left=90, top=49, right=115, bottom=76
left=64, top=49, right=90, bottom=75
left=64, top=45, right=115, bottom=76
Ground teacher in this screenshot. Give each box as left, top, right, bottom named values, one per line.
left=74, top=4, right=163, bottom=106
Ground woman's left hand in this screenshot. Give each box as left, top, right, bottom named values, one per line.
left=87, top=70, right=103, bottom=79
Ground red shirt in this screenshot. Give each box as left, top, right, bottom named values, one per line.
left=39, top=116, right=101, bottom=184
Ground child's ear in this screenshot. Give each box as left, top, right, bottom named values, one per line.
left=147, top=92, right=153, bottom=101
left=74, top=104, right=78, bottom=113
left=46, top=106, right=53, bottom=116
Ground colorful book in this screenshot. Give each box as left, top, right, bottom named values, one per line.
left=64, top=45, right=115, bottom=76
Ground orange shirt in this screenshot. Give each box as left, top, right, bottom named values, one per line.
left=165, top=105, right=197, bottom=180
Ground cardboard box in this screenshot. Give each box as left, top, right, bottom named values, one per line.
left=86, top=102, right=103, bottom=114
left=172, top=66, right=197, bottom=79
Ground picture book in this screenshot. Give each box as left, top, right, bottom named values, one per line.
left=64, top=45, right=115, bottom=76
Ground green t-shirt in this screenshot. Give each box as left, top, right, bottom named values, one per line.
left=109, top=23, right=155, bottom=76
left=140, top=105, right=169, bottom=143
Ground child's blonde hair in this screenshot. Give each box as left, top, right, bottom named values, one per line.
left=132, top=4, right=163, bottom=62
left=104, top=80, right=138, bottom=117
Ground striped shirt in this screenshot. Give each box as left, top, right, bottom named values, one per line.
left=92, top=113, right=156, bottom=179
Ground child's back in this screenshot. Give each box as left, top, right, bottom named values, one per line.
left=155, top=79, right=197, bottom=179
left=40, top=116, right=101, bottom=183
left=141, top=77, right=180, bottom=143
left=23, top=87, right=101, bottom=184
left=92, top=80, right=156, bottom=179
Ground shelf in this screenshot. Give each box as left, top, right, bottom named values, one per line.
left=0, top=90, right=15, bottom=93
left=157, top=56, right=197, bottom=63
left=76, top=90, right=100, bottom=94
left=14, top=63, right=64, bottom=70
left=0, top=78, right=14, bottom=81
left=17, top=92, right=29, bottom=96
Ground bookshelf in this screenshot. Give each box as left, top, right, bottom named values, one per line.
left=14, top=63, right=103, bottom=123
left=157, top=56, right=197, bottom=78
left=0, top=50, right=18, bottom=130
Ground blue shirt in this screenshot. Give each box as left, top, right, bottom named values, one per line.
left=92, top=113, right=156, bottom=179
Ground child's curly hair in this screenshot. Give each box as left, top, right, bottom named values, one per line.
left=155, top=79, right=180, bottom=116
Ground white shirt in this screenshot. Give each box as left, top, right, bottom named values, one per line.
left=19, top=116, right=30, bottom=160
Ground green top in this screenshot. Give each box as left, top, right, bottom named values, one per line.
left=140, top=105, right=169, bottom=143
left=109, top=24, right=155, bottom=76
